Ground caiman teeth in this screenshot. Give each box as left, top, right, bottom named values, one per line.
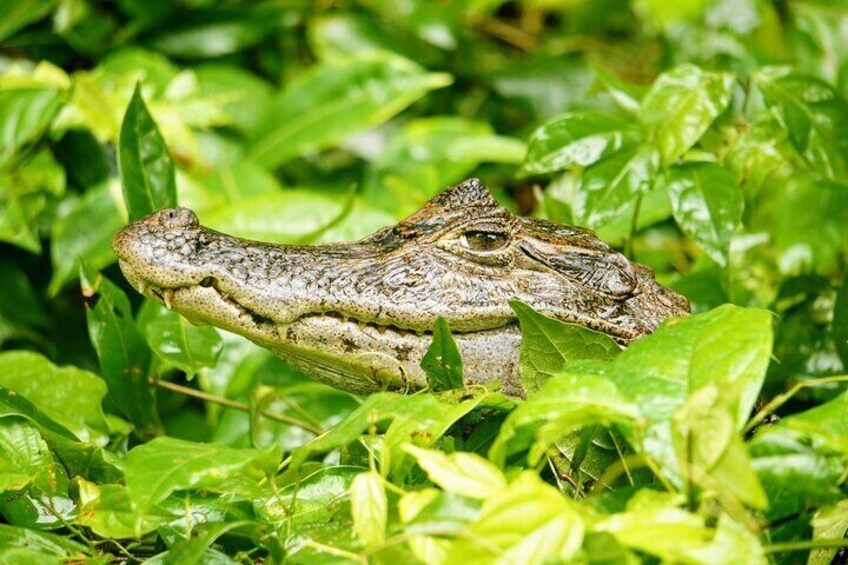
left=162, top=288, right=174, bottom=309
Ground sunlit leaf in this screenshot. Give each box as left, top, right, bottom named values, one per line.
left=350, top=471, right=387, bottom=547
left=404, top=445, right=507, bottom=500
left=118, top=83, right=178, bottom=220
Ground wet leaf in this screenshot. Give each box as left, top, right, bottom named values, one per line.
left=510, top=300, right=620, bottom=395
left=664, top=161, right=743, bottom=266
left=420, top=317, right=464, bottom=391
left=754, top=67, right=848, bottom=180
left=640, top=65, right=733, bottom=166
left=118, top=83, right=177, bottom=220
left=522, top=112, right=641, bottom=175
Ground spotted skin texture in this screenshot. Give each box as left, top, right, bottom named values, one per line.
left=113, top=178, right=689, bottom=395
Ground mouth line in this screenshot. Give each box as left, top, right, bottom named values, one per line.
left=142, top=278, right=517, bottom=338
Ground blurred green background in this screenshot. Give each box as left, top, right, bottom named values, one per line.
left=0, top=1, right=847, bottom=561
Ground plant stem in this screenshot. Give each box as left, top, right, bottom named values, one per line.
left=625, top=193, right=643, bottom=259
left=153, top=379, right=324, bottom=435
left=764, top=538, right=848, bottom=553
left=744, top=374, right=848, bottom=434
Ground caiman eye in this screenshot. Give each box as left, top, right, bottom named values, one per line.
left=460, top=230, right=509, bottom=252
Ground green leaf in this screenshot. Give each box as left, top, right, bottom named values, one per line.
left=490, top=371, right=637, bottom=466
left=145, top=11, right=276, bottom=59
left=75, top=482, right=169, bottom=539
left=664, top=161, right=743, bottom=267
left=124, top=437, right=276, bottom=510
left=773, top=176, right=848, bottom=275
left=48, top=181, right=125, bottom=295
left=118, top=83, right=177, bottom=221
left=0, top=417, right=72, bottom=529
left=809, top=499, right=848, bottom=565
left=671, top=384, right=767, bottom=508
left=80, top=263, right=157, bottom=431
left=509, top=300, right=620, bottom=395
left=350, top=471, right=387, bottom=547
left=0, top=87, right=63, bottom=167
left=248, top=54, right=452, bottom=168
left=444, top=471, right=584, bottom=565
left=420, top=317, right=464, bottom=391
left=404, top=445, right=507, bottom=500
left=754, top=67, right=848, bottom=180
left=833, top=275, right=848, bottom=367
left=0, top=351, right=108, bottom=442
left=608, top=305, right=772, bottom=477
left=138, top=302, right=223, bottom=377
left=0, top=524, right=88, bottom=561
left=640, top=65, right=733, bottom=166
left=575, top=145, right=660, bottom=229
left=522, top=112, right=641, bottom=175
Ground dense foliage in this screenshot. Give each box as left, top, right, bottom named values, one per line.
left=0, top=0, right=847, bottom=562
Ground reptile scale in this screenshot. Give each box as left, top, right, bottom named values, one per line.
left=113, top=178, right=690, bottom=396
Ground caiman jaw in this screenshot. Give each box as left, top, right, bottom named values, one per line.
left=112, top=179, right=689, bottom=396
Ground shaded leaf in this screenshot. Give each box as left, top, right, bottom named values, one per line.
left=510, top=300, right=619, bottom=395
left=420, top=317, right=464, bottom=391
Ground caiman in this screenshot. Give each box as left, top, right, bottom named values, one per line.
left=113, top=178, right=689, bottom=396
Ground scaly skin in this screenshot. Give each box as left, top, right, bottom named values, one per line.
left=112, top=179, right=689, bottom=395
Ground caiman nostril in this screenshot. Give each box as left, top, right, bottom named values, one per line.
left=148, top=207, right=200, bottom=229
left=198, top=276, right=216, bottom=288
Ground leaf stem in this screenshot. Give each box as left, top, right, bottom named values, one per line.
left=744, top=374, right=848, bottom=434
left=153, top=379, right=324, bottom=435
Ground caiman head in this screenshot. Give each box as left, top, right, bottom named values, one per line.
left=113, top=178, right=689, bottom=395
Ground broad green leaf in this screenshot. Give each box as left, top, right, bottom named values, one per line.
left=0, top=87, right=63, bottom=167
left=640, top=65, right=733, bottom=166
left=754, top=67, right=848, bottom=180
left=664, top=161, right=743, bottom=266
left=193, top=64, right=273, bottom=133
left=671, top=384, right=767, bottom=509
left=75, top=482, right=170, bottom=539
left=80, top=264, right=157, bottom=431
left=138, top=302, right=223, bottom=377
left=420, top=317, right=464, bottom=391
left=575, top=145, right=660, bottom=229
left=809, top=499, right=848, bottom=565
left=522, top=112, right=641, bottom=175
left=248, top=54, right=452, bottom=168
left=202, top=187, right=350, bottom=244
left=0, top=0, right=57, bottom=41
left=118, top=83, right=177, bottom=221
left=48, top=180, right=125, bottom=295
left=0, top=351, right=108, bottom=442
left=510, top=300, right=619, bottom=395
left=156, top=521, right=248, bottom=565
left=350, top=471, right=387, bottom=547
left=608, top=305, right=772, bottom=476
left=404, top=445, right=507, bottom=500
left=124, top=437, right=276, bottom=510
left=490, top=371, right=637, bottom=466
left=444, top=472, right=584, bottom=565
left=749, top=427, right=844, bottom=520
left=776, top=390, right=848, bottom=455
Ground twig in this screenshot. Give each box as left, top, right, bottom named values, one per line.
left=153, top=379, right=324, bottom=435
left=764, top=538, right=848, bottom=554
left=744, top=374, right=848, bottom=435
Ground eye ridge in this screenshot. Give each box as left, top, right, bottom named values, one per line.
left=460, top=230, right=509, bottom=252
